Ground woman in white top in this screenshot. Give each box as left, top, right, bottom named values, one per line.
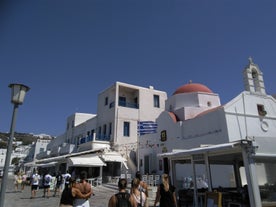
left=131, top=178, right=148, bottom=207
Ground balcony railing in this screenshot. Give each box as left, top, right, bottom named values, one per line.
left=96, top=134, right=111, bottom=141
left=79, top=134, right=111, bottom=144
left=118, top=101, right=139, bottom=109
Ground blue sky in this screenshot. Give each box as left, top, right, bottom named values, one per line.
left=0, top=0, right=276, bottom=137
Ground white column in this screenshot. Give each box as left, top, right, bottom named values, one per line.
left=242, top=144, right=262, bottom=207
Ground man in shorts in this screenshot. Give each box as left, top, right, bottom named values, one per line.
left=43, top=172, right=52, bottom=198
left=31, top=170, right=40, bottom=199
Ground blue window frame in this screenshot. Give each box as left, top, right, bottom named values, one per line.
left=123, top=122, right=130, bottom=137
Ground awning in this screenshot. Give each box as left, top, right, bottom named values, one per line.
left=37, top=161, right=58, bottom=168
left=158, top=140, right=251, bottom=165
left=101, top=152, right=128, bottom=169
left=24, top=161, right=37, bottom=167
left=68, top=155, right=106, bottom=167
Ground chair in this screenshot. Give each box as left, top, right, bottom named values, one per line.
left=142, top=175, right=148, bottom=184
left=92, top=177, right=102, bottom=187
left=97, top=177, right=102, bottom=186
left=127, top=174, right=132, bottom=183
left=148, top=175, right=154, bottom=186
left=154, top=174, right=160, bottom=186
left=178, top=189, right=193, bottom=207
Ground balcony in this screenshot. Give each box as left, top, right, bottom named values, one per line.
left=118, top=100, right=139, bottom=109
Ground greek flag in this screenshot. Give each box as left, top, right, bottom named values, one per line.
left=137, top=121, right=158, bottom=135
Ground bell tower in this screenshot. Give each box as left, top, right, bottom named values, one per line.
left=243, top=57, right=266, bottom=95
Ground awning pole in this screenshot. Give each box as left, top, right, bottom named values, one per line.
left=242, top=143, right=261, bottom=207
left=204, top=153, right=212, bottom=191
left=191, top=156, right=198, bottom=207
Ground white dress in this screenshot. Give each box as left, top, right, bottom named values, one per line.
left=132, top=191, right=147, bottom=207
left=74, top=198, right=90, bottom=207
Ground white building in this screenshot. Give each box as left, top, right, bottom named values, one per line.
left=35, top=82, right=167, bottom=180
left=34, top=59, right=276, bottom=206
left=139, top=58, right=276, bottom=206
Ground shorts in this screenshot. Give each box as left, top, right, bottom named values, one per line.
left=44, top=185, right=50, bottom=189
left=56, top=182, right=62, bottom=188
left=31, top=185, right=38, bottom=191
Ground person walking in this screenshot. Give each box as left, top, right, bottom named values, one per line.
left=73, top=172, right=93, bottom=207
left=131, top=178, right=148, bottom=207
left=30, top=170, right=41, bottom=199
left=108, top=178, right=136, bottom=207
left=153, top=174, right=177, bottom=207
left=135, top=171, right=148, bottom=197
left=21, top=172, right=27, bottom=191
left=64, top=170, right=71, bottom=188
left=43, top=171, right=52, bottom=198
left=60, top=178, right=91, bottom=207
left=14, top=171, right=21, bottom=192
left=54, top=171, right=63, bottom=197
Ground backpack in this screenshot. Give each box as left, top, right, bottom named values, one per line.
left=45, top=175, right=51, bottom=183
left=115, top=192, right=132, bottom=207
left=33, top=174, right=39, bottom=183
left=65, top=175, right=71, bottom=183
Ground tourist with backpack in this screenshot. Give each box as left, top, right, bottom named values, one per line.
left=43, top=171, right=52, bottom=198
left=108, top=178, right=137, bottom=207
left=30, top=169, right=41, bottom=199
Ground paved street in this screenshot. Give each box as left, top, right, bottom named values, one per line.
left=0, top=177, right=120, bottom=207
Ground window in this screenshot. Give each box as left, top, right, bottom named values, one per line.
left=71, top=120, right=74, bottom=128
left=103, top=124, right=107, bottom=138
left=119, top=96, right=126, bottom=107
left=154, top=95, right=160, bottom=108
left=98, top=127, right=102, bottom=139
left=105, top=97, right=108, bottom=106
left=257, top=104, right=267, bottom=116
left=123, top=122, right=130, bottom=137
left=108, top=123, right=112, bottom=136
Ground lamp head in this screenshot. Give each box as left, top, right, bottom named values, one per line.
left=9, top=83, right=30, bottom=105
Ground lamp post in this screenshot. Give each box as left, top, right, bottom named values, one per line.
left=0, top=83, right=30, bottom=207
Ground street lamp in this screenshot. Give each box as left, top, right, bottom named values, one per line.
left=0, top=83, right=30, bottom=207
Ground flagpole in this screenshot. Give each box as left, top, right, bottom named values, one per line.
left=137, top=120, right=140, bottom=172
left=137, top=107, right=140, bottom=172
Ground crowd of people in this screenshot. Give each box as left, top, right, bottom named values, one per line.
left=13, top=169, right=176, bottom=207
left=108, top=172, right=177, bottom=207
left=18, top=169, right=93, bottom=207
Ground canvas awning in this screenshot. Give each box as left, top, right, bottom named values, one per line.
left=158, top=141, right=244, bottom=164
left=68, top=155, right=106, bottom=167
left=24, top=161, right=37, bottom=167
left=100, top=152, right=128, bottom=169
left=37, top=161, right=58, bottom=168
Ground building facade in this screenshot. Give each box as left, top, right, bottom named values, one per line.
left=32, top=59, right=276, bottom=206
left=35, top=82, right=167, bottom=179
left=138, top=58, right=276, bottom=206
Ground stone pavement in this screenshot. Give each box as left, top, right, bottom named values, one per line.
left=1, top=178, right=119, bottom=207
left=1, top=177, right=157, bottom=207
